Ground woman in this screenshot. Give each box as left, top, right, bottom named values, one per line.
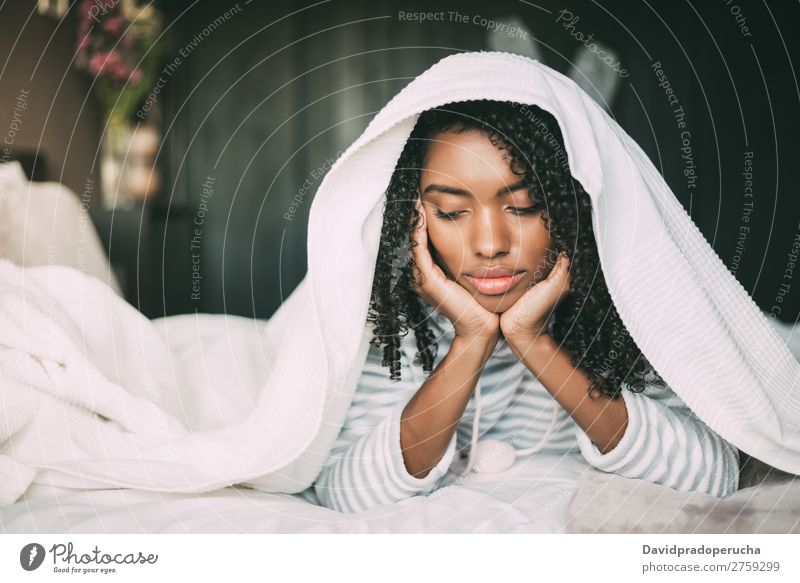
left=311, top=100, right=740, bottom=513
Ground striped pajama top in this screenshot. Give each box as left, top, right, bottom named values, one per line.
left=310, top=306, right=740, bottom=513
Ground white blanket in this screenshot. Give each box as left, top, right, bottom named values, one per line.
left=1, top=51, right=799, bottom=506
left=0, top=161, right=122, bottom=295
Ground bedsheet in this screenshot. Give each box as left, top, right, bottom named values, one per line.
left=567, top=467, right=800, bottom=534
left=0, top=305, right=592, bottom=532
left=0, top=451, right=590, bottom=533
left=6, top=303, right=794, bottom=533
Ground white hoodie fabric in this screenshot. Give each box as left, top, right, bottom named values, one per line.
left=1, top=51, right=798, bottom=506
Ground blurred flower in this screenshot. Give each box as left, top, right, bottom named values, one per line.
left=88, top=52, right=106, bottom=76
left=73, top=0, right=167, bottom=123
left=102, top=15, right=125, bottom=36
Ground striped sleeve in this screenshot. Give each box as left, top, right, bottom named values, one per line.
left=313, top=343, right=458, bottom=513
left=573, top=383, right=740, bottom=498
left=314, top=405, right=458, bottom=513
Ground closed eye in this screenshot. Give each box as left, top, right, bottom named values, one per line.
left=433, top=209, right=465, bottom=220
left=433, top=205, right=543, bottom=221
left=510, top=204, right=543, bottom=215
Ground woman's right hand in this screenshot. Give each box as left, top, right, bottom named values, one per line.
left=409, top=199, right=500, bottom=342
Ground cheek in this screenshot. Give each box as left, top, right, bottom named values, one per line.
left=520, top=219, right=554, bottom=253
left=426, top=224, right=467, bottom=268
left=520, top=221, right=556, bottom=274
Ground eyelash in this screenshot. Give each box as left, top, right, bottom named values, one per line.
left=433, top=205, right=543, bottom=220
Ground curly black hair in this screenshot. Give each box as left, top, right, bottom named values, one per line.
left=366, top=99, right=664, bottom=398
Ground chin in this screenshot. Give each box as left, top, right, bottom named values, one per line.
left=474, top=292, right=523, bottom=314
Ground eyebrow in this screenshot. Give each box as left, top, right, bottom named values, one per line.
left=422, top=180, right=527, bottom=198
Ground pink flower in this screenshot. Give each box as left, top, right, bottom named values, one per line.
left=102, top=15, right=126, bottom=36
left=88, top=53, right=107, bottom=76
left=78, top=0, right=95, bottom=28
left=110, top=62, right=131, bottom=82
left=89, top=51, right=132, bottom=81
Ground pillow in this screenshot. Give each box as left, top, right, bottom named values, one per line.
left=0, top=161, right=122, bottom=296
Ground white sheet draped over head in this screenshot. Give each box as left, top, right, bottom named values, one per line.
left=1, top=51, right=798, bottom=505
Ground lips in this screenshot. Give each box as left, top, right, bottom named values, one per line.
left=464, top=267, right=526, bottom=296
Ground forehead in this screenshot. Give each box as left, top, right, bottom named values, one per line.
left=420, top=130, right=518, bottom=181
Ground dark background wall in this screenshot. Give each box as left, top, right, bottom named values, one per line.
left=0, top=4, right=100, bottom=200
left=2, top=0, right=798, bottom=323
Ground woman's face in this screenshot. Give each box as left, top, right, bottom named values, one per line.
left=419, top=129, right=557, bottom=314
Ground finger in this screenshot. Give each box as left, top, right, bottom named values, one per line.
left=409, top=201, right=430, bottom=291
left=552, top=253, right=572, bottom=295
left=410, top=198, right=424, bottom=245
left=410, top=263, right=422, bottom=292
left=411, top=200, right=435, bottom=274
left=536, top=252, right=564, bottom=286
left=410, top=263, right=435, bottom=304
left=549, top=252, right=570, bottom=279
left=535, top=252, right=570, bottom=298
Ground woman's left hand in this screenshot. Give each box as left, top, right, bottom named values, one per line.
left=500, top=251, right=572, bottom=344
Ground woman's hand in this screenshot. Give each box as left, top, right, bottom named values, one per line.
left=500, top=251, right=571, bottom=346
left=410, top=199, right=500, bottom=341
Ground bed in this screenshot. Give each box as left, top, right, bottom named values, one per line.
left=3, top=421, right=798, bottom=533
left=1, top=161, right=798, bottom=534
left=1, top=450, right=589, bottom=533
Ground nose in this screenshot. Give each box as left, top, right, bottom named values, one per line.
left=471, top=205, right=512, bottom=259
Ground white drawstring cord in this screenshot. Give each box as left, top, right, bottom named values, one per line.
left=462, top=378, right=484, bottom=475
left=514, top=397, right=560, bottom=456
left=459, top=376, right=562, bottom=476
